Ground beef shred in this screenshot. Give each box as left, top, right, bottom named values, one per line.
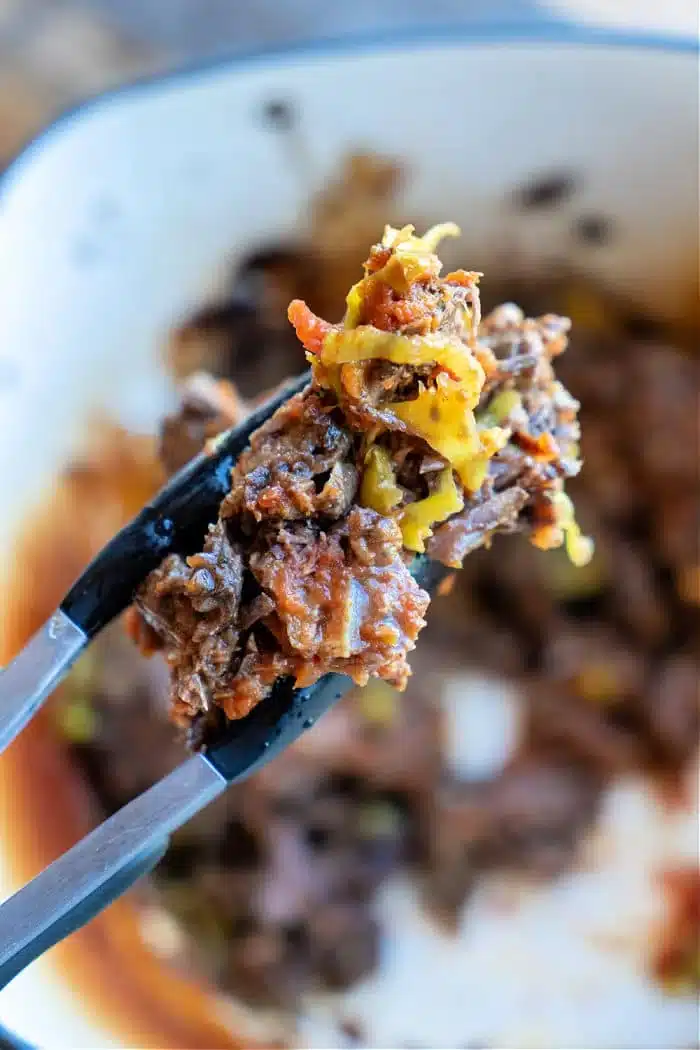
left=130, top=224, right=588, bottom=732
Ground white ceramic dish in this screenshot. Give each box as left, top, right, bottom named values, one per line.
left=0, top=22, right=697, bottom=1050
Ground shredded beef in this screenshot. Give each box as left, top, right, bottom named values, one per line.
left=137, top=505, right=427, bottom=725
left=221, top=390, right=353, bottom=522
left=133, top=521, right=246, bottom=722
left=426, top=759, right=602, bottom=921
left=251, top=508, right=426, bottom=683
left=132, top=226, right=586, bottom=732
left=427, top=488, right=528, bottom=565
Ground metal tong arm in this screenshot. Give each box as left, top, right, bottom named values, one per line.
left=0, top=668, right=354, bottom=988
left=0, top=558, right=448, bottom=985
left=0, top=754, right=226, bottom=989
left=0, top=611, right=87, bottom=755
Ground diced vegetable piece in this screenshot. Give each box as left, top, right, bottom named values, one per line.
left=487, top=389, right=522, bottom=423
left=360, top=445, right=403, bottom=514
left=356, top=679, right=398, bottom=726
left=551, top=491, right=595, bottom=567
left=288, top=299, right=332, bottom=354
left=400, top=467, right=464, bottom=553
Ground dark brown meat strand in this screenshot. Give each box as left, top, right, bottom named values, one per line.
left=426, top=488, right=528, bottom=565
left=220, top=390, right=356, bottom=522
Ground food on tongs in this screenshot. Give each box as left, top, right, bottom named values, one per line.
left=129, top=224, right=590, bottom=738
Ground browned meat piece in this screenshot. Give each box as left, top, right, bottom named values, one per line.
left=487, top=445, right=567, bottom=497
left=237, top=592, right=276, bottom=631
left=427, top=488, right=528, bottom=566
left=221, top=390, right=354, bottom=522
left=132, top=521, right=245, bottom=724
left=251, top=508, right=428, bottom=689
left=315, top=461, right=360, bottom=518
left=426, top=759, right=601, bottom=922
left=135, top=521, right=244, bottom=645
left=159, top=372, right=249, bottom=475
left=135, top=506, right=427, bottom=725
left=191, top=509, right=431, bottom=723
left=525, top=682, right=647, bottom=776
left=132, top=227, right=586, bottom=732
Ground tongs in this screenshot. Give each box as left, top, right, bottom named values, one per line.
left=0, top=371, right=447, bottom=988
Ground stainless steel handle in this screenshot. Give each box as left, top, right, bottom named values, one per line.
left=0, top=610, right=87, bottom=755
left=0, top=753, right=226, bottom=987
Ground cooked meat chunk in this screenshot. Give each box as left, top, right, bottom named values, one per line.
left=136, top=507, right=427, bottom=725
left=427, top=488, right=528, bottom=565
left=132, top=521, right=245, bottom=723
left=131, top=224, right=588, bottom=730
left=159, top=372, right=248, bottom=475
left=221, top=390, right=353, bottom=522
left=426, top=759, right=601, bottom=922
left=251, top=508, right=427, bottom=683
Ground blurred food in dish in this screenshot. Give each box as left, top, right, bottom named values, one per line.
left=38, top=150, right=699, bottom=1019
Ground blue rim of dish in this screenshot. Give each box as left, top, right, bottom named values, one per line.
left=0, top=18, right=697, bottom=203
left=0, top=1023, right=32, bottom=1050
left=0, top=14, right=696, bottom=1050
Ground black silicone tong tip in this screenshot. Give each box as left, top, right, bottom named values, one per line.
left=60, top=371, right=311, bottom=637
